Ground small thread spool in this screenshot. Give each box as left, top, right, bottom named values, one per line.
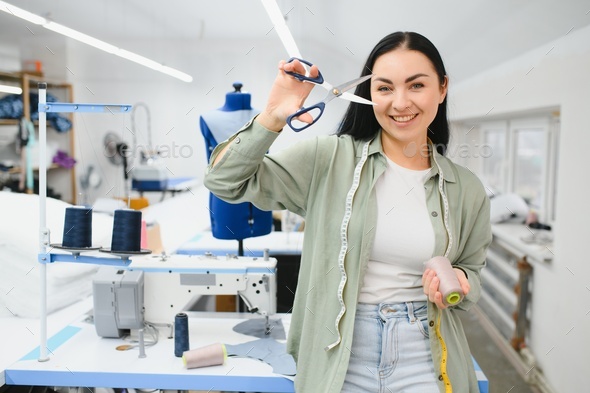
left=183, top=343, right=226, bottom=369
left=62, top=206, right=93, bottom=248
left=111, top=209, right=142, bottom=252
left=424, top=256, right=464, bottom=306
left=140, top=220, right=148, bottom=249
left=174, top=313, right=190, bottom=357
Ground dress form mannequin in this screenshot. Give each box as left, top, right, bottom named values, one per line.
left=200, top=83, right=260, bottom=159
left=219, top=83, right=253, bottom=111
left=200, top=83, right=273, bottom=250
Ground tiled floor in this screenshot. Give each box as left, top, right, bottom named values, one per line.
left=458, top=307, right=541, bottom=393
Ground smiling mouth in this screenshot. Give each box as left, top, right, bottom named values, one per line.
left=391, top=114, right=418, bottom=122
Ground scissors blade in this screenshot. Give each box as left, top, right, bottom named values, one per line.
left=337, top=74, right=373, bottom=94
left=341, top=91, right=375, bottom=106
left=260, top=0, right=302, bottom=58
left=326, top=74, right=374, bottom=105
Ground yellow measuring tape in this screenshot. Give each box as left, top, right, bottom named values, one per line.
left=435, top=308, right=453, bottom=392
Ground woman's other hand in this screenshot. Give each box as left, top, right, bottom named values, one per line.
left=422, top=268, right=470, bottom=310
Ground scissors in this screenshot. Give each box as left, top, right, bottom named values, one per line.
left=284, top=57, right=374, bottom=132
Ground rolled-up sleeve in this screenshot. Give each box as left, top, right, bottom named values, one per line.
left=203, top=118, right=317, bottom=217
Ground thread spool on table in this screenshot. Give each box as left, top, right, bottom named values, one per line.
left=424, top=256, right=464, bottom=306
left=183, top=343, right=227, bottom=369
left=174, top=313, right=190, bottom=357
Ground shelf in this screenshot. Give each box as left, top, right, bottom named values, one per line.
left=0, top=119, right=62, bottom=127
left=0, top=71, right=67, bottom=88
left=0, top=71, right=76, bottom=203
left=6, top=164, right=62, bottom=174
left=491, top=223, right=554, bottom=264
left=0, top=119, right=18, bottom=126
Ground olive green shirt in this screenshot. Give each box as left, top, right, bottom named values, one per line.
left=204, top=118, right=492, bottom=393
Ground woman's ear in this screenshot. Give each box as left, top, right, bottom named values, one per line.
left=440, top=76, right=448, bottom=104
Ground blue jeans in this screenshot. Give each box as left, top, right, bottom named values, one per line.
left=341, top=302, right=439, bottom=393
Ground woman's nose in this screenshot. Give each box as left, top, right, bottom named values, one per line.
left=391, top=91, right=410, bottom=111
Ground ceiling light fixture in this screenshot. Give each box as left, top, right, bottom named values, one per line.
left=0, top=1, right=193, bottom=83
left=0, top=84, right=23, bottom=94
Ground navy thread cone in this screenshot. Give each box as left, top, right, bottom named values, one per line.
left=174, top=313, right=190, bottom=357
left=62, top=206, right=93, bottom=248
left=111, top=209, right=142, bottom=252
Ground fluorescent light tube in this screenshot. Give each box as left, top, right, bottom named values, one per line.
left=0, top=1, right=193, bottom=83
left=44, top=22, right=118, bottom=54
left=160, top=66, right=193, bottom=83
left=117, top=49, right=163, bottom=70
left=0, top=84, right=23, bottom=94
left=0, top=0, right=46, bottom=25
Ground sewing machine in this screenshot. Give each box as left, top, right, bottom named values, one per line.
left=131, top=164, right=168, bottom=191
left=93, top=253, right=277, bottom=338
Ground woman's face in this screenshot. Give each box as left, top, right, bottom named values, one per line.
left=370, top=48, right=447, bottom=152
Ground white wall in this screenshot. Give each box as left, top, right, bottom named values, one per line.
left=0, top=42, right=20, bottom=72
left=450, top=25, right=590, bottom=392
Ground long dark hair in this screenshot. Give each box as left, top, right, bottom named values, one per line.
left=337, top=31, right=449, bottom=155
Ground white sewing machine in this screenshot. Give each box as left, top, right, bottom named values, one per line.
left=126, top=253, right=277, bottom=331
left=131, top=164, right=168, bottom=191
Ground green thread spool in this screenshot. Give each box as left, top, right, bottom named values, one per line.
left=446, top=291, right=462, bottom=305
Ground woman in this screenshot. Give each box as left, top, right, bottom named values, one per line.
left=204, top=31, right=492, bottom=393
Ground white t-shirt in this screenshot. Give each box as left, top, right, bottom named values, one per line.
left=358, top=156, right=435, bottom=304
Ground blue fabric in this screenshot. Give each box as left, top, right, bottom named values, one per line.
left=225, top=338, right=296, bottom=376
left=0, top=93, right=72, bottom=132
left=200, top=104, right=272, bottom=242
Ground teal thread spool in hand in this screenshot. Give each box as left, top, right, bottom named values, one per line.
left=424, top=256, right=464, bottom=306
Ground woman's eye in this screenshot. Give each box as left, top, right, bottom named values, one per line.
left=411, top=83, right=424, bottom=89
left=377, top=86, right=392, bottom=93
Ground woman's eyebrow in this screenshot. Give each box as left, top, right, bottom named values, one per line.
left=372, top=73, right=430, bottom=84
left=372, top=76, right=393, bottom=84
left=405, top=73, right=429, bottom=83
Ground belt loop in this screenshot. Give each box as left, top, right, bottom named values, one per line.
left=406, top=302, right=416, bottom=323
left=378, top=303, right=387, bottom=321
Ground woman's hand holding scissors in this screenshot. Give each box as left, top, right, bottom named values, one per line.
left=257, top=58, right=319, bottom=132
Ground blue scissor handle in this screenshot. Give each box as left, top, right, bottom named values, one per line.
left=286, top=101, right=326, bottom=132
left=284, top=57, right=325, bottom=84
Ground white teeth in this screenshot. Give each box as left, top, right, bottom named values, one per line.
left=392, top=114, right=417, bottom=122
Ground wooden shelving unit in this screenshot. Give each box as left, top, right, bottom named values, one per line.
left=0, top=71, right=76, bottom=203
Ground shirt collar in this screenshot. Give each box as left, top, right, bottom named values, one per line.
left=359, top=131, right=457, bottom=183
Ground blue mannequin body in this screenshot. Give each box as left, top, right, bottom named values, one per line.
left=199, top=83, right=273, bottom=242
left=219, top=90, right=253, bottom=111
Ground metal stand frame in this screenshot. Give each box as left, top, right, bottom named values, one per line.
left=37, top=82, right=132, bottom=361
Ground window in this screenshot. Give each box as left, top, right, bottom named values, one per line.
left=512, top=122, right=547, bottom=210
left=481, top=122, right=508, bottom=195
left=452, top=113, right=559, bottom=222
